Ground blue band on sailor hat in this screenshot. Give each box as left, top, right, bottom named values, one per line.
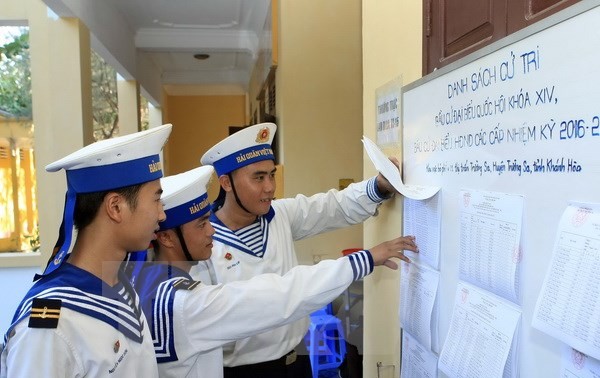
left=160, top=192, right=210, bottom=230
left=157, top=165, right=214, bottom=230
left=66, top=155, right=163, bottom=193
left=212, top=144, right=274, bottom=177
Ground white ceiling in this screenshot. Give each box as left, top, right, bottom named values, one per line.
left=43, top=0, right=272, bottom=99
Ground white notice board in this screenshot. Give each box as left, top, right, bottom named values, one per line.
left=401, top=2, right=600, bottom=377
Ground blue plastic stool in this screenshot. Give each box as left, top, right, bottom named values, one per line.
left=304, top=307, right=346, bottom=377
left=311, top=303, right=333, bottom=316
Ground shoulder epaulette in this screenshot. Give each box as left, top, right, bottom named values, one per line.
left=172, top=278, right=201, bottom=291
left=28, top=298, right=62, bottom=329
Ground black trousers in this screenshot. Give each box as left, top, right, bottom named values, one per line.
left=223, top=342, right=313, bottom=378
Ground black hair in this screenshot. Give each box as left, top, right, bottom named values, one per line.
left=73, top=184, right=143, bottom=230
left=150, top=239, right=160, bottom=258
left=211, top=187, right=227, bottom=212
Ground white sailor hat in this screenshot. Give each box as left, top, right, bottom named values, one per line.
left=159, top=166, right=214, bottom=231
left=41, top=124, right=172, bottom=276
left=200, top=122, right=276, bottom=176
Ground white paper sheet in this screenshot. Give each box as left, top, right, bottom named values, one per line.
left=399, top=261, right=440, bottom=352
left=532, top=202, right=600, bottom=361
left=561, top=345, right=600, bottom=378
left=401, top=331, right=439, bottom=378
left=439, top=281, right=521, bottom=378
left=458, top=189, right=523, bottom=304
left=403, top=194, right=442, bottom=270
left=362, top=136, right=440, bottom=200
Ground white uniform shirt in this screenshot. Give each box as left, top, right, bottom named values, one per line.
left=137, top=251, right=373, bottom=378
left=1, top=264, right=158, bottom=378
left=189, top=177, right=385, bottom=366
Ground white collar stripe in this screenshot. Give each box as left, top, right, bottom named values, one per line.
left=212, top=234, right=262, bottom=257
left=6, top=284, right=146, bottom=344
left=51, top=288, right=141, bottom=325
left=211, top=217, right=270, bottom=258
left=212, top=223, right=235, bottom=234
left=213, top=233, right=251, bottom=250
left=153, top=279, right=176, bottom=350
left=235, top=222, right=261, bottom=236
left=18, top=287, right=141, bottom=326
left=151, top=278, right=179, bottom=361
left=245, top=239, right=263, bottom=248
left=152, top=281, right=169, bottom=346
left=22, top=290, right=144, bottom=338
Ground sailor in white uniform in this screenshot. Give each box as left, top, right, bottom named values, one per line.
left=1, top=124, right=173, bottom=378
left=132, top=166, right=417, bottom=378
left=192, top=122, right=407, bottom=377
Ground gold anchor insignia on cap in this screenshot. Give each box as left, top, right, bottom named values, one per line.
left=113, top=340, right=120, bottom=353
left=255, top=127, right=270, bottom=143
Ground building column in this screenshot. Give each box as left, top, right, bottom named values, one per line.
left=148, top=103, right=163, bottom=129
left=117, top=76, right=140, bottom=135
left=27, top=0, right=93, bottom=268
left=147, top=104, right=168, bottom=171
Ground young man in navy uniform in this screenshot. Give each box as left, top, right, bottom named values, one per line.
left=193, top=122, right=408, bottom=377
left=132, top=165, right=417, bottom=378
left=1, top=124, right=172, bottom=377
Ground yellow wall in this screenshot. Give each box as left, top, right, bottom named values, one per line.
left=361, top=0, right=423, bottom=376
left=277, top=0, right=364, bottom=263
left=163, top=94, right=247, bottom=198
left=0, top=118, right=33, bottom=141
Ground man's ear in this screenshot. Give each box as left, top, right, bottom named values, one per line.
left=156, top=230, right=177, bottom=249
left=218, top=174, right=233, bottom=193
left=105, top=192, right=125, bottom=223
